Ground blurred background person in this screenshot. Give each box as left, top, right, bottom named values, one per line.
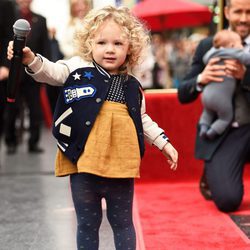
left=4, top=0, right=51, bottom=154
left=133, top=46, right=155, bottom=90
left=46, top=27, right=64, bottom=113
left=0, top=0, right=16, bottom=150
left=188, top=33, right=207, bottom=57
left=151, top=33, right=172, bottom=89
left=169, top=38, right=193, bottom=88
left=59, top=0, right=91, bottom=59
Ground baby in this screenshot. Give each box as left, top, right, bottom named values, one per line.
left=199, top=29, right=250, bottom=140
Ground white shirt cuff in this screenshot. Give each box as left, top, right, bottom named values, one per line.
left=196, top=74, right=203, bottom=92
left=25, top=54, right=43, bottom=74
left=153, top=133, right=169, bottom=151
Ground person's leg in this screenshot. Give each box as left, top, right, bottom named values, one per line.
left=23, top=78, right=43, bottom=152
left=207, top=101, right=234, bottom=140
left=205, top=125, right=250, bottom=212
left=199, top=167, right=212, bottom=200
left=0, top=80, right=7, bottom=139
left=199, top=108, right=215, bottom=139
left=202, top=80, right=235, bottom=140
left=70, top=173, right=103, bottom=250
left=105, top=178, right=136, bottom=250
left=4, top=100, right=20, bottom=154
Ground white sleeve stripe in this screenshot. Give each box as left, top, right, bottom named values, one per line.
left=55, top=107, right=73, bottom=127
left=62, top=142, right=68, bottom=147
left=57, top=142, right=66, bottom=152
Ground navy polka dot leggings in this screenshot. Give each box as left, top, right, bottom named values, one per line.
left=70, top=173, right=136, bottom=250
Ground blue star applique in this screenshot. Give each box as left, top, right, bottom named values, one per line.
left=83, top=71, right=94, bottom=80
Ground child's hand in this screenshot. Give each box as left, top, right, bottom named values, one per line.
left=162, top=142, right=178, bottom=171
left=7, top=41, right=35, bottom=66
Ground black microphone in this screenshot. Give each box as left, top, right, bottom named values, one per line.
left=7, top=19, right=31, bottom=103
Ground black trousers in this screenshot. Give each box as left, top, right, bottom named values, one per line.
left=4, top=75, right=43, bottom=148
left=0, top=79, right=7, bottom=138
left=205, top=124, right=250, bottom=212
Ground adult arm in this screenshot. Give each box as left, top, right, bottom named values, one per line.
left=241, top=66, right=250, bottom=98
left=178, top=37, right=227, bottom=104
left=177, top=38, right=210, bottom=103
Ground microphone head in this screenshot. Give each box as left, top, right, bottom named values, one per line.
left=13, top=19, right=31, bottom=37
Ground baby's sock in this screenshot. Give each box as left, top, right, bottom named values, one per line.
left=199, top=124, right=209, bottom=138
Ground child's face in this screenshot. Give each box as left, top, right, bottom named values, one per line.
left=91, top=19, right=130, bottom=74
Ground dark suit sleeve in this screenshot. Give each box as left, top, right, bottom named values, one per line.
left=241, top=66, right=250, bottom=102
left=177, top=37, right=213, bottom=104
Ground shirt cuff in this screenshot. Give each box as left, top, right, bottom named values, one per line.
left=25, top=54, right=43, bottom=74
left=153, top=133, right=169, bottom=151
left=196, top=74, right=203, bottom=92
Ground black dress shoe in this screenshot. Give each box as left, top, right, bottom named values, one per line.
left=7, top=145, right=17, bottom=155
left=199, top=170, right=212, bottom=200
left=28, top=145, right=44, bottom=154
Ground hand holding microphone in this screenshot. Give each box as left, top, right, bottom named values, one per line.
left=7, top=40, right=35, bottom=65
left=7, top=19, right=34, bottom=103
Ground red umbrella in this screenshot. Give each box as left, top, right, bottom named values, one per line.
left=132, top=0, right=212, bottom=31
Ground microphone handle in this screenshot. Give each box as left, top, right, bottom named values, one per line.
left=7, top=35, right=26, bottom=103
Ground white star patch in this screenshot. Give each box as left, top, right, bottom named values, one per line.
left=72, top=72, right=81, bottom=80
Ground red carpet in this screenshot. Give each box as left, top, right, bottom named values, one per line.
left=133, top=92, right=250, bottom=249
left=135, top=181, right=250, bottom=250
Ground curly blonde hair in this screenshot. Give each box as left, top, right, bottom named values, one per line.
left=74, top=5, right=150, bottom=73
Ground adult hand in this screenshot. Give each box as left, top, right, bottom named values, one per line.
left=199, top=57, right=226, bottom=86
left=224, top=59, right=246, bottom=80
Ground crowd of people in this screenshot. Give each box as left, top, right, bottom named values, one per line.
left=1, top=0, right=250, bottom=249
left=135, top=32, right=207, bottom=89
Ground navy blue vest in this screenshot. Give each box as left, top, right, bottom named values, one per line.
left=52, top=66, right=145, bottom=164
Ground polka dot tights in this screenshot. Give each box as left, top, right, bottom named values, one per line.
left=70, top=173, right=136, bottom=250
